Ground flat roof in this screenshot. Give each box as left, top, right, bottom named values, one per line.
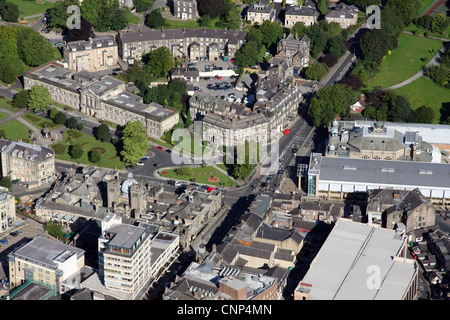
left=11, top=236, right=84, bottom=269
left=318, top=156, right=450, bottom=189
left=298, top=219, right=417, bottom=300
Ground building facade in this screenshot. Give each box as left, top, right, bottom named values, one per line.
left=23, top=62, right=179, bottom=139
left=173, top=0, right=198, bottom=20
left=97, top=214, right=179, bottom=299
left=0, top=187, right=15, bottom=234
left=118, top=28, right=246, bottom=62
left=7, top=236, right=86, bottom=294
left=325, top=3, right=359, bottom=29
left=0, top=139, right=55, bottom=189
left=246, top=1, right=276, bottom=25
left=284, top=2, right=320, bottom=28
left=63, top=36, right=119, bottom=72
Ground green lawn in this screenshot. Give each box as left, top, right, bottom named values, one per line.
left=51, top=129, right=126, bottom=169
left=7, top=0, right=55, bottom=18
left=367, top=33, right=445, bottom=89
left=161, top=166, right=237, bottom=187
left=418, top=0, right=438, bottom=16
left=125, top=8, right=142, bottom=25
left=0, top=112, right=9, bottom=121
left=394, top=76, right=449, bottom=124
left=405, top=23, right=450, bottom=40
left=22, top=113, right=62, bottom=130
left=164, top=17, right=221, bottom=29
left=0, top=97, right=23, bottom=113
left=0, top=119, right=32, bottom=141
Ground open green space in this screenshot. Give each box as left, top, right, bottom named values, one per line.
left=164, top=17, right=221, bottom=29
left=0, top=97, right=23, bottom=113
left=394, top=76, right=449, bottom=124
left=418, top=0, right=438, bottom=16
left=22, top=113, right=62, bottom=130
left=51, top=129, right=126, bottom=169
left=405, top=23, right=450, bottom=40
left=0, top=111, right=9, bottom=121
left=366, top=33, right=445, bottom=89
left=0, top=119, right=32, bottom=141
left=7, top=0, right=55, bottom=18
left=160, top=166, right=237, bottom=187
left=125, top=8, right=142, bottom=25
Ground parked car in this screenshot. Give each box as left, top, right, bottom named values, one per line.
left=0, top=239, right=8, bottom=244
left=136, top=161, right=144, bottom=166
left=207, top=187, right=217, bottom=192
left=175, top=181, right=189, bottom=187
left=156, top=146, right=164, bottom=150
left=194, top=86, right=202, bottom=92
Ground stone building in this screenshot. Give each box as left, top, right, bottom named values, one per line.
left=327, top=121, right=437, bottom=162
left=117, top=28, right=246, bottom=63
left=63, top=36, right=118, bottom=72
left=276, top=33, right=310, bottom=72
left=23, top=62, right=179, bottom=139
left=366, top=188, right=436, bottom=233
left=0, top=139, right=55, bottom=189
left=173, top=0, right=198, bottom=20
left=7, top=235, right=87, bottom=295
left=254, top=78, right=303, bottom=133
left=325, top=3, right=359, bottom=29
left=284, top=2, right=320, bottom=28
left=246, top=1, right=276, bottom=25
left=0, top=187, right=16, bottom=234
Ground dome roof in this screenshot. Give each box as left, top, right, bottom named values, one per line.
left=121, top=172, right=137, bottom=194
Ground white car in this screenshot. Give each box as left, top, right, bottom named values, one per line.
left=136, top=161, right=144, bottom=166
left=175, top=181, right=189, bottom=187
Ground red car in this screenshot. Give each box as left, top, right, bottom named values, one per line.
left=284, top=129, right=291, bottom=135
left=217, top=76, right=223, bottom=80
left=207, top=187, right=217, bottom=192
left=156, top=146, right=164, bottom=150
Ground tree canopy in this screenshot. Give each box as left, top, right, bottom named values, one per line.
left=120, top=121, right=150, bottom=165
left=308, top=84, right=354, bottom=127
left=27, top=86, right=52, bottom=112
left=143, top=47, right=174, bottom=77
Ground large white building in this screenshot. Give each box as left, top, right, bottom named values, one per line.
left=294, top=218, right=419, bottom=300
left=81, top=214, right=179, bottom=300
left=302, top=152, right=450, bottom=201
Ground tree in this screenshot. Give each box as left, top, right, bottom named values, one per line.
left=66, top=116, right=78, bottom=129
left=27, top=86, right=52, bottom=112
left=308, top=84, right=354, bottom=126
left=326, top=36, right=346, bottom=57
left=68, top=143, right=83, bottom=159
left=145, top=9, right=166, bottom=29
left=322, top=53, right=338, bottom=67
left=53, top=111, right=67, bottom=125
left=291, top=22, right=307, bottom=38
left=1, top=2, right=19, bottom=22
left=0, top=129, right=6, bottom=139
left=45, top=221, right=64, bottom=239
left=413, top=105, right=434, bottom=124
left=317, top=0, right=329, bottom=15
left=120, top=121, right=150, bottom=165
left=197, top=0, right=226, bottom=19
left=304, top=62, right=329, bottom=80
left=426, top=66, right=449, bottom=87
left=46, top=0, right=80, bottom=30
left=359, top=29, right=392, bottom=70
left=388, top=94, right=413, bottom=122
left=340, top=74, right=364, bottom=92
left=81, top=0, right=127, bottom=32
left=64, top=19, right=95, bottom=42
left=176, top=166, right=193, bottom=176
left=216, top=5, right=241, bottom=30
left=307, top=24, right=327, bottom=58
left=17, top=28, right=55, bottom=67
left=259, top=20, right=284, bottom=48
left=235, top=41, right=262, bottom=67
left=49, top=107, right=59, bottom=119
left=88, top=149, right=101, bottom=163
left=144, top=47, right=174, bottom=77
left=0, top=63, right=16, bottom=84
left=96, top=123, right=111, bottom=142
left=0, top=176, right=12, bottom=189
left=198, top=14, right=213, bottom=27
left=12, top=90, right=29, bottom=109
left=133, top=0, right=154, bottom=13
